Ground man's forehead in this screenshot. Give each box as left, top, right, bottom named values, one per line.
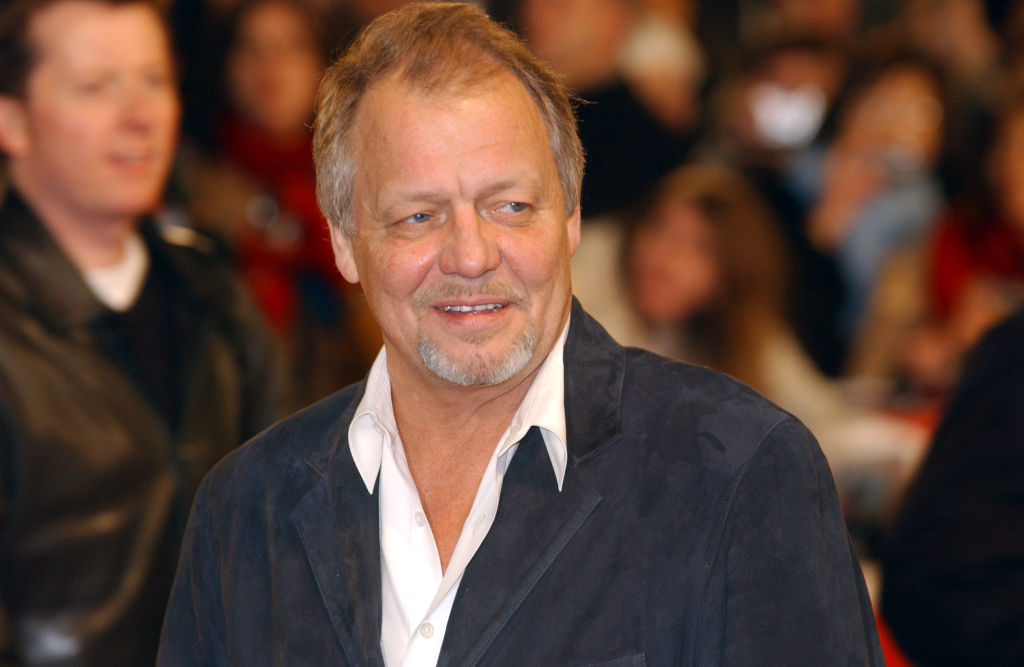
left=354, top=67, right=544, bottom=154
left=29, top=1, right=164, bottom=61
left=357, top=70, right=546, bottom=154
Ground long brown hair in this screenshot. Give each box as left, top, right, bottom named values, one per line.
left=629, top=163, right=791, bottom=390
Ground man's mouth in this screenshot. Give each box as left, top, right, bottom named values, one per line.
left=111, top=150, right=156, bottom=167
left=441, top=303, right=506, bottom=313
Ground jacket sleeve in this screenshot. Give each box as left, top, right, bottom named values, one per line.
left=158, top=476, right=227, bottom=666
left=698, top=417, right=884, bottom=665
left=880, top=309, right=1024, bottom=663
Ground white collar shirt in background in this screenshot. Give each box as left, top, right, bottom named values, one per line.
left=348, top=318, right=570, bottom=667
left=83, top=233, right=149, bottom=311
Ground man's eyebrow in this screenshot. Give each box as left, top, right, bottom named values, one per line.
left=376, top=177, right=546, bottom=212
left=376, top=189, right=448, bottom=209
left=475, top=176, right=547, bottom=201
left=476, top=179, right=527, bottom=199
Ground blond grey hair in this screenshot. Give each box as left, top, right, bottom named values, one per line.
left=312, top=2, right=583, bottom=236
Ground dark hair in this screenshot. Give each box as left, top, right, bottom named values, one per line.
left=184, top=0, right=328, bottom=148
left=224, top=0, right=328, bottom=62
left=312, top=2, right=583, bottom=236
left=0, top=0, right=166, bottom=98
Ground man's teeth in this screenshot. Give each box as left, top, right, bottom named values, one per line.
left=442, top=304, right=504, bottom=313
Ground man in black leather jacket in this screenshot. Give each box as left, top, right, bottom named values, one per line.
left=0, top=1, right=285, bottom=664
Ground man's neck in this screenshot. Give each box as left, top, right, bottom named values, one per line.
left=12, top=177, right=139, bottom=271
left=388, top=360, right=542, bottom=571
left=390, top=358, right=539, bottom=455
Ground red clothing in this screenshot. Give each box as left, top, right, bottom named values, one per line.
left=219, top=117, right=343, bottom=335
left=928, top=212, right=1024, bottom=320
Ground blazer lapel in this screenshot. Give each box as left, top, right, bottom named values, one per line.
left=438, top=299, right=627, bottom=665
left=438, top=427, right=603, bottom=665
left=563, top=297, right=625, bottom=461
left=290, top=391, right=386, bottom=666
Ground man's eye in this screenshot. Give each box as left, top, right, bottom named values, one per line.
left=403, top=212, right=432, bottom=224
left=76, top=79, right=109, bottom=95
left=497, top=202, right=529, bottom=214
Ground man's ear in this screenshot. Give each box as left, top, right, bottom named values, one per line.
left=567, top=205, right=582, bottom=257
left=0, top=95, right=30, bottom=157
left=328, top=222, right=360, bottom=284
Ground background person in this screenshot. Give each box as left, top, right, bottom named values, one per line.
left=880, top=306, right=1024, bottom=664
left=175, top=0, right=380, bottom=407
left=0, top=0, right=284, bottom=663
left=571, top=163, right=928, bottom=556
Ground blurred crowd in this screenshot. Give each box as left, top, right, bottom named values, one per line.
left=167, top=0, right=1022, bottom=543
left=2, top=0, right=1023, bottom=664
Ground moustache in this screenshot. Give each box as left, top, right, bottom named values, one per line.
left=411, top=282, right=529, bottom=309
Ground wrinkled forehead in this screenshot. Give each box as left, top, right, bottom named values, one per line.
left=354, top=64, right=545, bottom=149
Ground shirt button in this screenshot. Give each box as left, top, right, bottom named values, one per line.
left=414, top=511, right=427, bottom=527
left=419, top=622, right=434, bottom=638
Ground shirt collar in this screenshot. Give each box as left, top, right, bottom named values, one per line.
left=348, top=316, right=571, bottom=494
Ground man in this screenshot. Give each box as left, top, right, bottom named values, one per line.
left=0, top=1, right=284, bottom=664
left=159, top=4, right=883, bottom=664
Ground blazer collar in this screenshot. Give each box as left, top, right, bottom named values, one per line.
left=0, top=189, right=106, bottom=332
left=291, top=381, right=386, bottom=666
left=0, top=188, right=209, bottom=335
left=563, top=296, right=625, bottom=461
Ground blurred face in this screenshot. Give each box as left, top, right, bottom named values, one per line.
left=628, top=198, right=720, bottom=325
left=519, top=0, right=627, bottom=88
left=843, top=66, right=943, bottom=172
left=0, top=1, right=178, bottom=230
left=331, top=70, right=581, bottom=389
left=227, top=1, right=322, bottom=137
left=744, top=49, right=843, bottom=152
left=520, top=0, right=588, bottom=66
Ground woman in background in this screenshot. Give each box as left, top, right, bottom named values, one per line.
left=573, top=164, right=926, bottom=556
left=175, top=0, right=379, bottom=406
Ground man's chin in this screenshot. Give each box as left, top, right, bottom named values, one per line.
left=418, top=328, right=535, bottom=387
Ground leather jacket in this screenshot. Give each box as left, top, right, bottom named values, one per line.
left=0, top=190, right=286, bottom=666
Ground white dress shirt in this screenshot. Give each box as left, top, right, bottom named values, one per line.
left=348, top=319, right=570, bottom=667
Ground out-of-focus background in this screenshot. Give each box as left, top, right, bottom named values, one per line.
left=104, top=0, right=1024, bottom=662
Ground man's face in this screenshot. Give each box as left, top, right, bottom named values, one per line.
left=0, top=1, right=179, bottom=228
left=332, top=70, right=581, bottom=390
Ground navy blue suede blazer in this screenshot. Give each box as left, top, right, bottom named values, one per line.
left=159, top=299, right=883, bottom=665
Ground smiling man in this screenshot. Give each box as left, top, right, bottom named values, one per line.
left=159, top=3, right=883, bottom=665
left=0, top=1, right=283, bottom=664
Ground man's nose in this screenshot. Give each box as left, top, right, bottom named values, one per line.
left=120, top=83, right=164, bottom=132
left=438, top=206, right=500, bottom=278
